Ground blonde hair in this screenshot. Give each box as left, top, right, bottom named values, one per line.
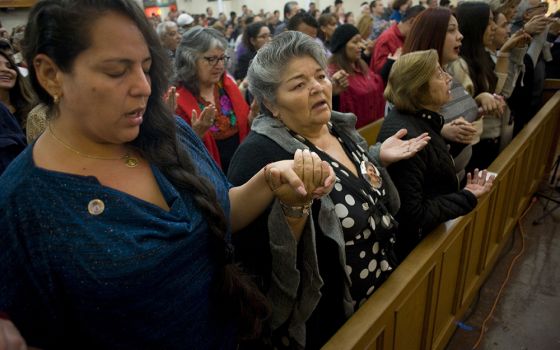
left=356, top=15, right=373, bottom=39
left=384, top=49, right=439, bottom=114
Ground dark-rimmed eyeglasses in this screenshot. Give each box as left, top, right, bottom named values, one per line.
left=202, top=55, right=230, bottom=66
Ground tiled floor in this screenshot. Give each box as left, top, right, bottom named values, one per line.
left=446, top=179, right=560, bottom=350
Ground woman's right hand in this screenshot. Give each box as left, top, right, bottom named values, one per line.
left=0, top=318, right=28, bottom=350
left=464, top=169, right=495, bottom=198
left=191, top=106, right=216, bottom=137
left=441, top=117, right=477, bottom=144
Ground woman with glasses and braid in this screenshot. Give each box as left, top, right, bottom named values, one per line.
left=175, top=27, right=257, bottom=173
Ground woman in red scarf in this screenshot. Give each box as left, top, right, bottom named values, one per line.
left=175, top=27, right=255, bottom=172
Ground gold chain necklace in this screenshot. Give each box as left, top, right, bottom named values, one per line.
left=47, top=124, right=139, bottom=168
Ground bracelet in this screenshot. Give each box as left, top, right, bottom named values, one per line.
left=280, top=200, right=313, bottom=218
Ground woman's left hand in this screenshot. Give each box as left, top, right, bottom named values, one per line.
left=265, top=149, right=335, bottom=206
left=379, top=128, right=430, bottom=166
left=464, top=168, right=495, bottom=198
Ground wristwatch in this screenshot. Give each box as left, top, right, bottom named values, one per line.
left=280, top=200, right=313, bottom=218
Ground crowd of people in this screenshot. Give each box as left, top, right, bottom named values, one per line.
left=0, top=0, right=559, bottom=348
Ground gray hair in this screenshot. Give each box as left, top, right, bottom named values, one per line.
left=156, top=21, right=177, bottom=41
left=174, top=26, right=228, bottom=96
left=247, top=31, right=327, bottom=116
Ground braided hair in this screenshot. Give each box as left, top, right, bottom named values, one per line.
left=23, top=0, right=268, bottom=339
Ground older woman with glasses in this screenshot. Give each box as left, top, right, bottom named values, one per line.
left=175, top=27, right=255, bottom=172
left=378, top=50, right=495, bottom=261
left=228, top=31, right=430, bottom=349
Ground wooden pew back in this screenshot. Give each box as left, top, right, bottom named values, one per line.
left=324, top=90, right=560, bottom=350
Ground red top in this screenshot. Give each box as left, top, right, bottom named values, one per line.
left=329, top=64, right=385, bottom=128
left=370, top=24, right=405, bottom=74
left=175, top=75, right=250, bottom=169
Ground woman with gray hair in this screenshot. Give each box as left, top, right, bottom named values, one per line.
left=228, top=31, right=430, bottom=349
left=378, top=50, right=495, bottom=261
left=174, top=26, right=255, bottom=172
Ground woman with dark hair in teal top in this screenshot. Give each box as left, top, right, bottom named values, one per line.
left=0, top=0, right=334, bottom=348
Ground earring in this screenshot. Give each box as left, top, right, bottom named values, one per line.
left=53, top=94, right=60, bottom=104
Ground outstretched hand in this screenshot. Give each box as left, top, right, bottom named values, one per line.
left=265, top=149, right=335, bottom=207
left=464, top=168, right=495, bottom=198
left=379, top=129, right=431, bottom=166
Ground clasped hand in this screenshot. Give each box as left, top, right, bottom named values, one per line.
left=441, top=117, right=478, bottom=144
left=264, top=149, right=335, bottom=207
left=476, top=92, right=506, bottom=117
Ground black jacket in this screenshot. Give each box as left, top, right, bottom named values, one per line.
left=377, top=108, right=477, bottom=261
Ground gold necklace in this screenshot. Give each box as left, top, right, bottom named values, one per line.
left=47, top=124, right=139, bottom=168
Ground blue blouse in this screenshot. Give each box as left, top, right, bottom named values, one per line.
left=0, top=118, right=235, bottom=349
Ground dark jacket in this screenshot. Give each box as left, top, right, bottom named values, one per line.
left=234, top=50, right=256, bottom=82
left=377, top=108, right=477, bottom=261
left=228, top=111, right=399, bottom=349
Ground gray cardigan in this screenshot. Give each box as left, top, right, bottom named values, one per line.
left=249, top=111, right=400, bottom=347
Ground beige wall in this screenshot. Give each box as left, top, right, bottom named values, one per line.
left=1, top=8, right=30, bottom=33
left=176, top=0, right=368, bottom=19
left=1, top=0, right=442, bottom=33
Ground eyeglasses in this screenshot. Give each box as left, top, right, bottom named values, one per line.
left=202, top=55, right=230, bottom=66
left=435, top=66, right=449, bottom=80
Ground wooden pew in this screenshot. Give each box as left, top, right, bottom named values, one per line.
left=542, top=79, right=560, bottom=167
left=543, top=79, right=560, bottom=105
left=323, top=91, right=560, bottom=350
left=358, top=118, right=384, bottom=145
